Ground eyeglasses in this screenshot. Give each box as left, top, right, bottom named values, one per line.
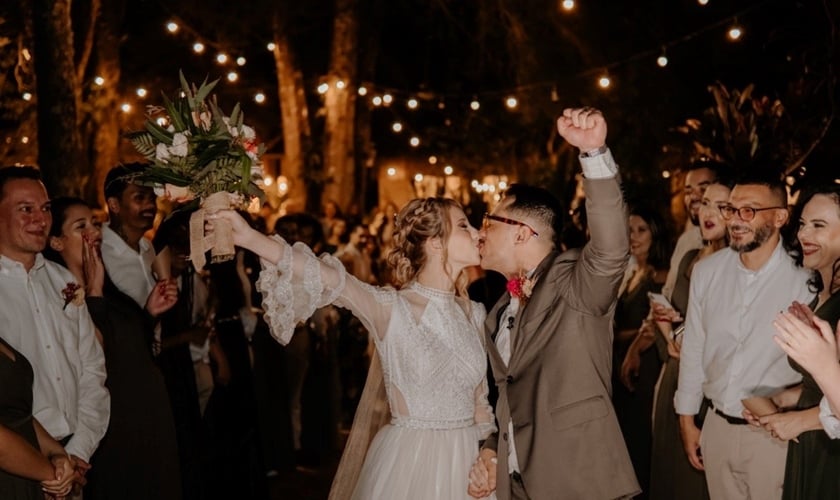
left=482, top=213, right=539, bottom=237
left=719, top=205, right=785, bottom=222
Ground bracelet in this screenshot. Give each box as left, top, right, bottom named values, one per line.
left=579, top=144, right=608, bottom=158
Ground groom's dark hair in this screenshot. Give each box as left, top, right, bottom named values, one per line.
left=502, top=183, right=565, bottom=250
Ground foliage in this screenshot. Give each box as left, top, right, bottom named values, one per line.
left=125, top=71, right=265, bottom=200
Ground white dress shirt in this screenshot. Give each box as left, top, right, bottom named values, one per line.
left=100, top=224, right=156, bottom=307
left=819, top=396, right=840, bottom=439
left=497, top=149, right=619, bottom=474
left=675, top=241, right=813, bottom=417
left=0, top=254, right=110, bottom=461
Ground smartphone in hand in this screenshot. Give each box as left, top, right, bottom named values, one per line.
left=647, top=292, right=672, bottom=309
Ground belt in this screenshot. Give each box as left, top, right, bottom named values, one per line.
left=713, top=407, right=748, bottom=425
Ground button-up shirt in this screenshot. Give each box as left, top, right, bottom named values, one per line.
left=101, top=224, right=156, bottom=307
left=0, top=254, right=109, bottom=461
left=675, top=241, right=813, bottom=417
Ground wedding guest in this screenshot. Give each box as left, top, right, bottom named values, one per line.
left=44, top=197, right=182, bottom=500
left=100, top=163, right=160, bottom=306
left=743, top=184, right=840, bottom=499
left=0, top=336, right=76, bottom=499
left=675, top=172, right=813, bottom=499
left=613, top=205, right=670, bottom=499
left=647, top=178, right=733, bottom=500
left=0, top=166, right=110, bottom=487
left=206, top=195, right=495, bottom=499
left=471, top=107, right=639, bottom=500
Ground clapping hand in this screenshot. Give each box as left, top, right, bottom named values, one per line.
left=556, top=107, right=607, bottom=153
left=773, top=303, right=840, bottom=378
left=146, top=279, right=179, bottom=317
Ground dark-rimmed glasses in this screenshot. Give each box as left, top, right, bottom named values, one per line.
left=719, top=205, right=785, bottom=222
left=482, top=213, right=539, bottom=237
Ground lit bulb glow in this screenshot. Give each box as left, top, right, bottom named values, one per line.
left=372, top=96, right=383, bottom=106
left=728, top=26, right=743, bottom=40
left=409, top=137, right=420, bottom=147
left=562, top=0, right=575, bottom=10
left=383, top=94, right=393, bottom=104
left=443, top=166, right=454, bottom=175
left=193, top=42, right=205, bottom=54
left=392, top=122, right=403, bottom=133
left=317, top=83, right=329, bottom=94
left=263, top=176, right=273, bottom=186
left=386, top=167, right=397, bottom=177
left=470, top=100, right=480, bottom=110
left=254, top=93, right=266, bottom=104
left=657, top=55, right=668, bottom=67
left=22, top=92, right=32, bottom=101
left=266, top=42, right=276, bottom=51
left=358, top=86, right=368, bottom=96
left=94, top=76, right=105, bottom=86
left=166, top=22, right=179, bottom=33
left=227, top=72, right=238, bottom=82
left=156, top=117, right=168, bottom=126
left=407, top=99, right=418, bottom=109
left=236, top=57, right=247, bottom=66
left=505, top=97, right=518, bottom=109
left=336, top=80, right=346, bottom=89
left=120, top=103, right=131, bottom=113
left=21, top=136, right=29, bottom=144
left=216, top=53, right=228, bottom=64
left=698, top=0, right=709, bottom=4
left=662, top=170, right=671, bottom=179
left=428, top=156, right=438, bottom=165
left=598, top=76, right=611, bottom=88
left=414, top=173, right=424, bottom=182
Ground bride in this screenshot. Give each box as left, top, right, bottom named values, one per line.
left=207, top=197, right=496, bottom=499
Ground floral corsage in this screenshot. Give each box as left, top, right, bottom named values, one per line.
left=62, top=283, right=85, bottom=310
left=506, top=275, right=535, bottom=300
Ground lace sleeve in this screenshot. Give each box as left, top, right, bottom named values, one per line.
left=820, top=396, right=840, bottom=439
left=470, top=302, right=496, bottom=439
left=256, top=235, right=394, bottom=345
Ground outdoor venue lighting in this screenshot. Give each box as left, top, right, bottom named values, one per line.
left=136, top=88, right=147, bottom=97
left=22, top=92, right=32, bottom=101
left=227, top=72, right=238, bottom=82
left=728, top=25, right=743, bottom=41
left=470, top=100, right=480, bottom=110
left=254, top=93, right=266, bottom=103
left=318, top=83, right=329, bottom=94
left=409, top=137, right=420, bottom=147
left=166, top=22, right=179, bottom=33
left=387, top=167, right=397, bottom=176
left=562, top=0, right=575, bottom=11
left=443, top=165, right=454, bottom=175
left=372, top=96, right=383, bottom=106
left=94, top=76, right=105, bottom=86
left=392, top=122, right=403, bottom=132
left=414, top=173, right=424, bottom=182
left=505, top=96, right=518, bottom=109
left=383, top=94, right=393, bottom=104
left=216, top=53, right=228, bottom=64
left=598, top=75, right=611, bottom=88
left=237, top=57, right=247, bottom=66
left=662, top=170, right=671, bottom=179
left=266, top=42, right=276, bottom=51
left=407, top=98, right=418, bottom=109
left=358, top=86, right=368, bottom=96
left=336, top=80, right=346, bottom=89
left=193, top=43, right=205, bottom=54
left=120, top=103, right=131, bottom=113
left=657, top=54, right=668, bottom=67
left=428, top=156, right=438, bottom=164
left=698, top=0, right=709, bottom=5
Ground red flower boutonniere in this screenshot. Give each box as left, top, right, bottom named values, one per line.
left=506, top=275, right=535, bottom=300
left=62, top=282, right=85, bottom=310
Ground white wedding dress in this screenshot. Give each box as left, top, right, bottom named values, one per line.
left=257, top=237, right=497, bottom=499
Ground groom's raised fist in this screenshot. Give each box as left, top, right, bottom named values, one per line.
left=557, top=107, right=607, bottom=153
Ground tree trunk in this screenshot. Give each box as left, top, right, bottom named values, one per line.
left=85, top=0, right=123, bottom=206
left=32, top=0, right=87, bottom=197
left=272, top=11, right=311, bottom=214
left=322, top=0, right=358, bottom=212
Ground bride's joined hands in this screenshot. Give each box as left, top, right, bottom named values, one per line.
left=467, top=448, right=497, bottom=498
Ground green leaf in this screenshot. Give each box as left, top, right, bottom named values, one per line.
left=144, top=121, right=173, bottom=145
left=194, top=77, right=219, bottom=104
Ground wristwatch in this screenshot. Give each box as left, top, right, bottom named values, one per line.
left=579, top=144, right=609, bottom=158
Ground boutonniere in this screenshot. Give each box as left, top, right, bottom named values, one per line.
left=506, top=275, right=535, bottom=300
left=61, top=282, right=85, bottom=310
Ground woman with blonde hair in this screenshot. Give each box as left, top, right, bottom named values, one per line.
left=207, top=197, right=496, bottom=499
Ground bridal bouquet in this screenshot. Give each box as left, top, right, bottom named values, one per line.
left=127, top=71, right=264, bottom=269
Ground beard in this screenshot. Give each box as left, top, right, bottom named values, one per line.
left=729, top=221, right=774, bottom=253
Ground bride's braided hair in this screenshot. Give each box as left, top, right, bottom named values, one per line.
left=386, top=197, right=469, bottom=297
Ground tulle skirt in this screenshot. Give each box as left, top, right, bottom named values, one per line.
left=351, top=423, right=496, bottom=500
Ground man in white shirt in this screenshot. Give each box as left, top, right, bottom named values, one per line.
left=675, top=173, right=813, bottom=499
left=100, top=163, right=158, bottom=307
left=0, top=166, right=110, bottom=479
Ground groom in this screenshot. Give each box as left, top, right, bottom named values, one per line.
left=469, top=107, right=639, bottom=499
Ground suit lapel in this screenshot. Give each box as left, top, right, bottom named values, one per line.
left=485, top=293, right=510, bottom=373
left=509, top=251, right=558, bottom=370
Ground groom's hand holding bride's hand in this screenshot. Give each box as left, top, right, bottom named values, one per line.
left=556, top=107, right=607, bottom=154
left=468, top=448, right=497, bottom=498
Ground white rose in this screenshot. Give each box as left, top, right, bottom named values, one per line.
left=155, top=143, right=171, bottom=161
left=169, top=132, right=189, bottom=157
left=241, top=125, right=256, bottom=140
left=154, top=184, right=165, bottom=197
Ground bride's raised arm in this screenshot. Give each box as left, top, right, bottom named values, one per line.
left=207, top=210, right=393, bottom=344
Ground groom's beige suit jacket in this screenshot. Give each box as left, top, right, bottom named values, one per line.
left=483, top=176, right=640, bottom=500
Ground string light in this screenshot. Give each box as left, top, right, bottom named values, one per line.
left=336, top=80, right=346, bottom=90
left=443, top=165, right=454, bottom=175
left=561, top=0, right=575, bottom=11
left=254, top=92, right=266, bottom=103
left=372, top=96, right=383, bottom=106
left=236, top=57, right=246, bottom=66
left=407, top=98, right=418, bottom=109
left=227, top=71, right=238, bottom=82
left=266, top=42, right=276, bottom=51
left=382, top=94, right=393, bottom=105
left=428, top=156, right=438, bottom=164
left=727, top=24, right=743, bottom=41
left=318, top=83, right=329, bottom=94
left=505, top=96, right=518, bottom=109
left=155, top=117, right=168, bottom=127
left=657, top=49, right=668, bottom=67
left=136, top=88, right=147, bottom=98
left=386, top=167, right=397, bottom=176
left=392, top=122, right=403, bottom=132
left=409, top=137, right=420, bottom=147
left=598, top=75, right=611, bottom=88
left=22, top=92, right=32, bottom=101
left=414, top=173, right=424, bottom=182
left=166, top=22, right=179, bottom=33
left=193, top=42, right=205, bottom=54
left=93, top=76, right=105, bottom=86
left=21, top=136, right=29, bottom=144
left=216, top=53, right=228, bottom=64
left=120, top=103, right=131, bottom=113
left=358, top=86, right=368, bottom=96
left=470, top=100, right=480, bottom=110
left=698, top=0, right=709, bottom=4
left=662, top=170, right=671, bottom=179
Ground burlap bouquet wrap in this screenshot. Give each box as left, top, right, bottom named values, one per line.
left=189, top=191, right=238, bottom=271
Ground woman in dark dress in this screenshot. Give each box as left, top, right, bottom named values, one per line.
left=0, top=337, right=75, bottom=499
left=45, top=197, right=182, bottom=500
left=612, top=205, right=670, bottom=499
left=746, top=185, right=840, bottom=499
left=648, top=181, right=732, bottom=500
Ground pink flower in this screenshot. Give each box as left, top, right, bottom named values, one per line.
left=506, top=276, right=535, bottom=300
